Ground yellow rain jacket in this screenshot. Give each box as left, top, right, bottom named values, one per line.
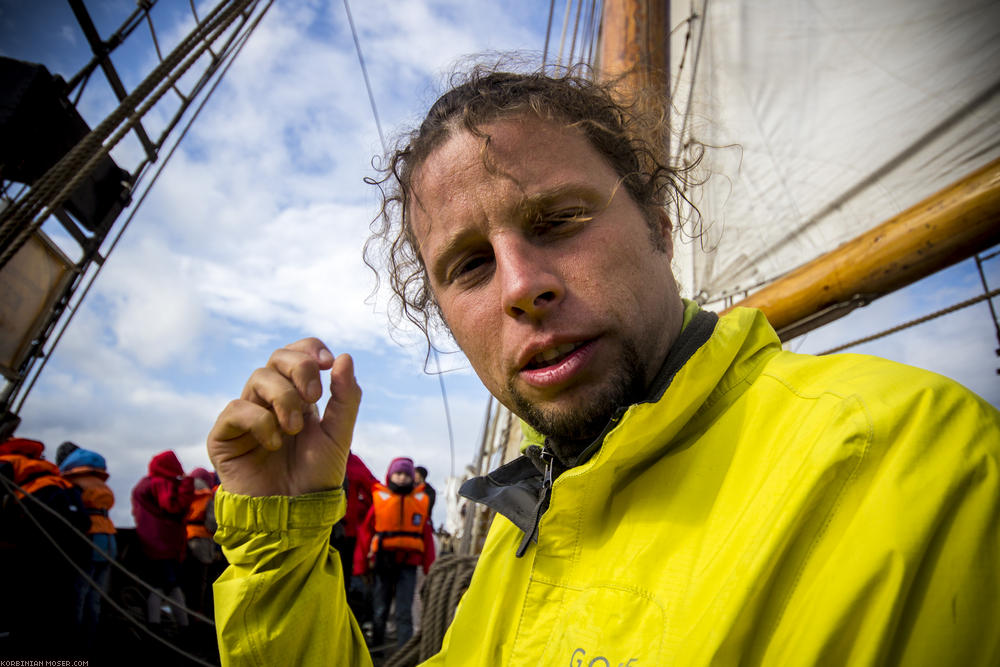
left=214, top=305, right=1000, bottom=666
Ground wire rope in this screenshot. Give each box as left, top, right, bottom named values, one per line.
left=342, top=0, right=458, bottom=480
left=818, top=288, right=1000, bottom=355
left=568, top=0, right=585, bottom=65
left=557, top=0, right=574, bottom=65
left=343, top=0, right=386, bottom=151
left=542, top=0, right=557, bottom=68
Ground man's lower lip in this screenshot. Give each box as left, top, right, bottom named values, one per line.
left=520, top=340, right=596, bottom=388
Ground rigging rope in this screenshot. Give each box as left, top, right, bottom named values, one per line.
left=556, top=0, right=574, bottom=65
left=818, top=287, right=1000, bottom=356
left=0, top=473, right=215, bottom=625
left=343, top=0, right=386, bottom=151
left=568, top=0, right=585, bottom=65
left=342, top=0, right=458, bottom=480
left=542, top=0, right=557, bottom=68
left=678, top=0, right=709, bottom=150
left=12, top=0, right=275, bottom=415
left=0, top=0, right=254, bottom=271
left=0, top=476, right=217, bottom=666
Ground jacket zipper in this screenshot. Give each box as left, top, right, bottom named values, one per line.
left=516, top=447, right=555, bottom=557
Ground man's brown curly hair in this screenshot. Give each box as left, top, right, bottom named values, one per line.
left=364, top=60, right=701, bottom=348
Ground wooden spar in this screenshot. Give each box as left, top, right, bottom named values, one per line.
left=598, top=0, right=669, bottom=94
left=723, top=157, right=1000, bottom=339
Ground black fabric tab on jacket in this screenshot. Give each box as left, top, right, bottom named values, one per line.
left=459, top=456, right=543, bottom=540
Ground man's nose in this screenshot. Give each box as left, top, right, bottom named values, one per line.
left=495, top=238, right=564, bottom=320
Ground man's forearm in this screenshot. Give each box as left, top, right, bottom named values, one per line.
left=213, top=488, right=373, bottom=667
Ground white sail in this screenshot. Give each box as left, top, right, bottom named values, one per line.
left=668, top=0, right=1000, bottom=306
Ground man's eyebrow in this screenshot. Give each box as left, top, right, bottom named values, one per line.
left=516, top=183, right=603, bottom=216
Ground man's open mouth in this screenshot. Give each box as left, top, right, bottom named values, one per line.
left=524, top=342, right=582, bottom=370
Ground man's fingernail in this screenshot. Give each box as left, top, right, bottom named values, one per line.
left=289, top=410, right=303, bottom=433
left=318, top=348, right=334, bottom=364
left=307, top=380, right=322, bottom=400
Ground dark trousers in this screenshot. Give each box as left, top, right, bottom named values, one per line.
left=372, top=556, right=417, bottom=650
left=72, top=558, right=111, bottom=648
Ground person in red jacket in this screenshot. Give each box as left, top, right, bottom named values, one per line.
left=332, top=452, right=378, bottom=636
left=354, top=456, right=435, bottom=652
left=0, top=437, right=89, bottom=657
left=131, top=450, right=194, bottom=630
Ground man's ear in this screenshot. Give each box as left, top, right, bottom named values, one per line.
left=654, top=208, right=674, bottom=261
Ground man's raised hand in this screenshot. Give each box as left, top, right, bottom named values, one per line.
left=207, top=338, right=362, bottom=497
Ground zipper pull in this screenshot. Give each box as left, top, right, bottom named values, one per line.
left=516, top=447, right=556, bottom=558
left=540, top=447, right=555, bottom=490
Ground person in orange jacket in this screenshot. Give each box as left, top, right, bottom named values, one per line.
left=182, top=467, right=220, bottom=617
left=354, top=457, right=435, bottom=651
left=60, top=446, right=118, bottom=649
left=0, top=437, right=89, bottom=656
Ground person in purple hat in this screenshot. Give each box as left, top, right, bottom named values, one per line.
left=354, top=456, right=435, bottom=652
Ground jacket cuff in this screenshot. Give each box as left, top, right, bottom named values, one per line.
left=214, top=487, right=345, bottom=551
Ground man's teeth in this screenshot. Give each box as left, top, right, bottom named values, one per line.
left=533, top=342, right=578, bottom=365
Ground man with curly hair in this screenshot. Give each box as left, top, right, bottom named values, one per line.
left=207, top=65, right=1000, bottom=666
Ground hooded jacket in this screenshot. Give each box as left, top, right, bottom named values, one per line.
left=131, top=450, right=194, bottom=560
left=212, top=305, right=1000, bottom=666
left=60, top=447, right=116, bottom=536
left=342, top=452, right=378, bottom=538
left=0, top=438, right=75, bottom=499
left=353, top=477, right=435, bottom=576
left=0, top=438, right=90, bottom=562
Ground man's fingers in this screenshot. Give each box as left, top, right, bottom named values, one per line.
left=208, top=399, right=284, bottom=461
left=283, top=337, right=336, bottom=375
left=258, top=347, right=325, bottom=404
left=241, top=366, right=310, bottom=435
left=320, top=353, right=362, bottom=439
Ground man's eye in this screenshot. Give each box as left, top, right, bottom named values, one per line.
left=534, top=208, right=592, bottom=233
left=451, top=254, right=491, bottom=280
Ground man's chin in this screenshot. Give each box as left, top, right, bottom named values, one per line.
left=509, top=389, right=623, bottom=447
left=506, top=341, right=646, bottom=447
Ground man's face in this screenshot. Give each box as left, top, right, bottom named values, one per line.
left=411, top=115, right=684, bottom=443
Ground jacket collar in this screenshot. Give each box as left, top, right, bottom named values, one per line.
left=460, top=305, right=784, bottom=551
left=461, top=302, right=788, bottom=550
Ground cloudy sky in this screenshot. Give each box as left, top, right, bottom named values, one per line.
left=2, top=0, right=997, bottom=529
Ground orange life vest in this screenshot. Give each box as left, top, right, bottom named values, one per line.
left=61, top=466, right=116, bottom=535
left=371, top=482, right=429, bottom=554
left=0, top=454, right=74, bottom=499
left=185, top=488, right=214, bottom=540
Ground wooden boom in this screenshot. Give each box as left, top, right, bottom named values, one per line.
left=724, top=157, right=1000, bottom=338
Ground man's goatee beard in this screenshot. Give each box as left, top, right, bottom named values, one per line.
left=507, top=339, right=646, bottom=456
